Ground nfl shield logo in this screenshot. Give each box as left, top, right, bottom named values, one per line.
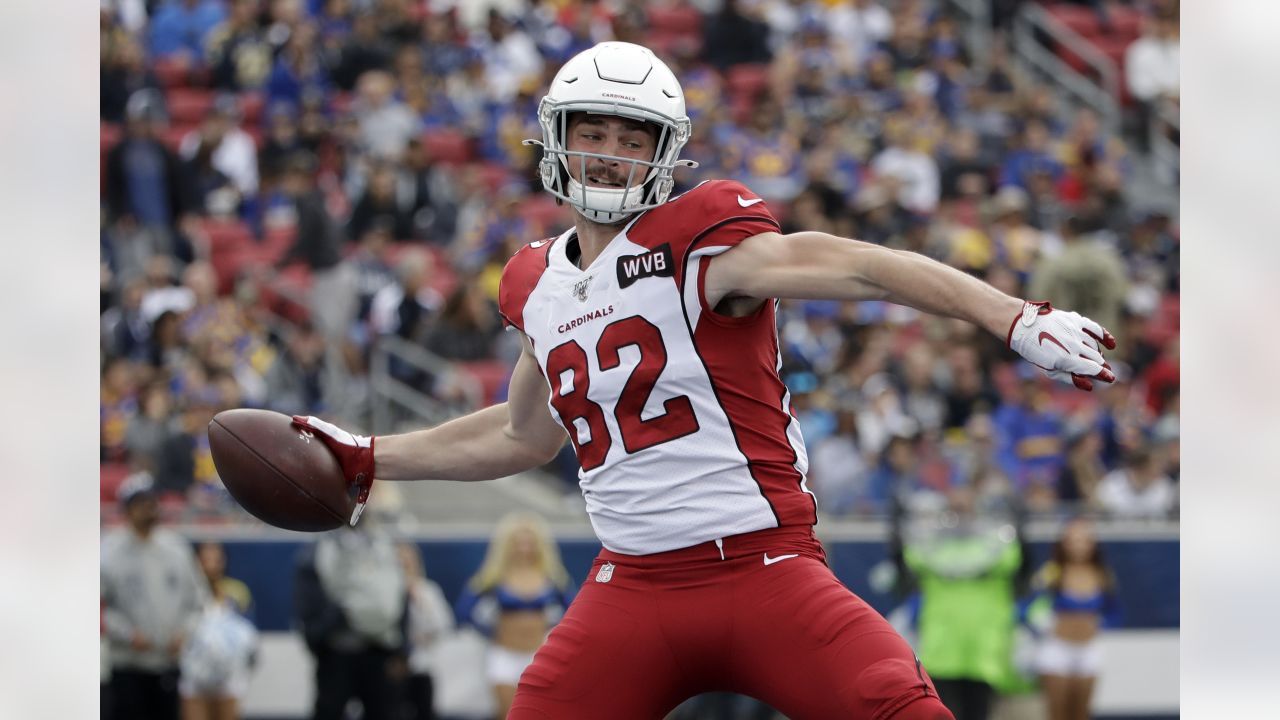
left=572, top=276, right=593, bottom=302
left=595, top=561, right=615, bottom=583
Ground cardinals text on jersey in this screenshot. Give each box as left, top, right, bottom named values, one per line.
left=499, top=180, right=816, bottom=554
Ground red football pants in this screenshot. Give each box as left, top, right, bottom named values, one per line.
left=509, top=525, right=951, bottom=719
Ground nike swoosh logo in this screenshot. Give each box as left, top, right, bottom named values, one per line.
left=1038, top=332, right=1068, bottom=353
left=737, top=194, right=764, bottom=207
left=530, top=240, right=548, bottom=248
left=763, top=553, right=799, bottom=566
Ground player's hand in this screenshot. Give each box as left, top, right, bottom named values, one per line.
left=1007, top=301, right=1117, bottom=391
left=291, top=415, right=375, bottom=525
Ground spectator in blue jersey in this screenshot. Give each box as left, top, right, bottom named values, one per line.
left=722, top=98, right=806, bottom=202
left=149, top=0, right=227, bottom=60
left=999, top=119, right=1065, bottom=191
left=994, top=372, right=1066, bottom=510
left=104, top=90, right=193, bottom=278
left=266, top=23, right=330, bottom=110
left=456, top=512, right=575, bottom=720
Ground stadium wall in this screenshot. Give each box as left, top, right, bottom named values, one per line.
left=183, top=525, right=1177, bottom=719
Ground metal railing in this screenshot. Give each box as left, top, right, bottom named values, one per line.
left=1011, top=2, right=1122, bottom=133
left=942, top=0, right=993, bottom=76
left=1149, top=97, right=1180, bottom=186
left=368, top=334, right=484, bottom=434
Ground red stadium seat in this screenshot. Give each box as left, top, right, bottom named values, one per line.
left=239, top=92, right=266, bottom=125
left=199, top=217, right=255, bottom=253
left=726, top=64, right=770, bottom=101
left=167, top=87, right=215, bottom=125
left=458, top=360, right=513, bottom=405
left=477, top=162, right=514, bottom=194
left=330, top=91, right=355, bottom=116
left=1090, top=35, right=1134, bottom=103
left=1045, top=3, right=1101, bottom=38
left=101, top=122, right=122, bottom=190
left=648, top=5, right=702, bottom=35
left=101, top=462, right=131, bottom=503
left=153, top=55, right=192, bottom=88
left=422, top=129, right=474, bottom=165
left=1105, top=6, right=1145, bottom=42
left=520, top=195, right=570, bottom=234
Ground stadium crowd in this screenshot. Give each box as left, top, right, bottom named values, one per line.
left=99, top=0, right=1180, bottom=523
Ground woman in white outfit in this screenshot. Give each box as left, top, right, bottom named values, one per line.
left=455, top=513, right=575, bottom=720
left=397, top=542, right=455, bottom=720
left=180, top=542, right=258, bottom=720
left=1032, top=518, right=1120, bottom=720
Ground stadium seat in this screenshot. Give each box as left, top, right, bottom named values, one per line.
left=422, top=129, right=475, bottom=165
left=477, top=162, right=514, bottom=194
left=100, top=462, right=131, bottom=503
left=1089, top=35, right=1134, bottom=103
left=648, top=5, right=702, bottom=35
left=199, top=217, right=255, bottom=253
left=1105, top=6, right=1144, bottom=42
left=101, top=122, right=121, bottom=188
left=1045, top=3, right=1101, bottom=38
left=167, top=88, right=215, bottom=125
left=240, top=92, right=266, bottom=125
left=152, top=55, right=192, bottom=89
left=459, top=360, right=513, bottom=405
left=520, top=195, right=569, bottom=234
left=727, top=63, right=771, bottom=102
left=330, top=91, right=355, bottom=116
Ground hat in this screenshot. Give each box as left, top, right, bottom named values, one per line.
left=992, top=185, right=1029, bottom=215
left=117, top=471, right=156, bottom=507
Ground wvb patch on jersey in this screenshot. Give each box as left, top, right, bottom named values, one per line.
left=616, top=243, right=674, bottom=288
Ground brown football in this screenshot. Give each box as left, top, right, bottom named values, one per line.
left=208, top=408, right=354, bottom=531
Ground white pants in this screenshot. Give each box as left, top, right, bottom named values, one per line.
left=485, top=645, right=537, bottom=687
left=1037, top=635, right=1102, bottom=677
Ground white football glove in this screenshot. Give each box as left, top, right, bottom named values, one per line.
left=1007, top=301, right=1117, bottom=391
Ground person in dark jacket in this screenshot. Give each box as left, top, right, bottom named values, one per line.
left=276, top=152, right=356, bottom=345
left=104, top=90, right=192, bottom=277
left=295, top=523, right=408, bottom=720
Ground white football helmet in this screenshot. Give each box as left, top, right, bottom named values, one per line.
left=525, top=42, right=696, bottom=224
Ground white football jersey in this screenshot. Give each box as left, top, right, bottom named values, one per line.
left=499, top=181, right=816, bottom=554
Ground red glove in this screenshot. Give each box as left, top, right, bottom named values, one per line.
left=1007, top=300, right=1118, bottom=391
left=291, top=415, right=375, bottom=525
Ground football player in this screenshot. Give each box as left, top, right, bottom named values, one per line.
left=296, top=42, right=1115, bottom=719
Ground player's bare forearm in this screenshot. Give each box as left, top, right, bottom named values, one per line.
left=374, top=404, right=564, bottom=482
left=711, top=231, right=1023, bottom=338
left=373, top=344, right=567, bottom=482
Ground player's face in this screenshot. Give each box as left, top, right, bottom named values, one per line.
left=564, top=114, right=658, bottom=190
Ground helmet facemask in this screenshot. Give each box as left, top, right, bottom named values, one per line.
left=526, top=97, right=695, bottom=224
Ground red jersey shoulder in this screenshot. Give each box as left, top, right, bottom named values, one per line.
left=629, top=180, right=780, bottom=256
left=498, top=237, right=555, bottom=332
left=686, top=179, right=777, bottom=228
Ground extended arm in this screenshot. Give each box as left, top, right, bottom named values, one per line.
left=294, top=338, right=568, bottom=522
left=705, top=230, right=1116, bottom=388
left=705, top=231, right=1023, bottom=336
left=374, top=342, right=567, bottom=481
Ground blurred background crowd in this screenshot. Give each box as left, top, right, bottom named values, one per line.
left=99, top=0, right=1180, bottom=525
